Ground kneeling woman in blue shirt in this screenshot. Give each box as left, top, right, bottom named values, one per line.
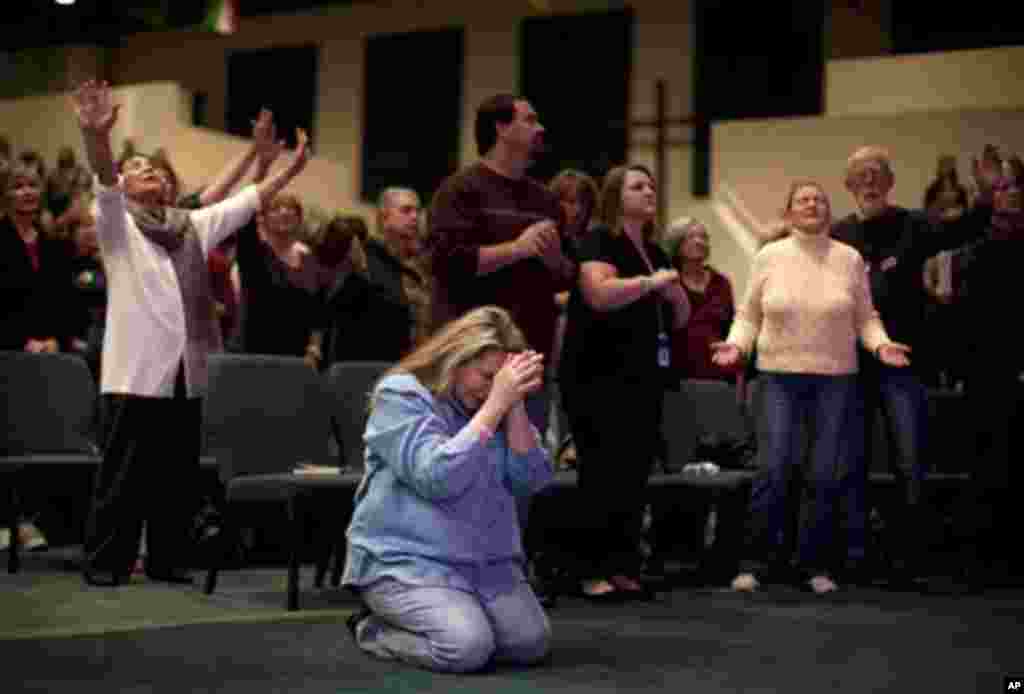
left=342, top=305, right=554, bottom=673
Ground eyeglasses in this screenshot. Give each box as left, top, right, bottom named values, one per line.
left=847, top=165, right=889, bottom=186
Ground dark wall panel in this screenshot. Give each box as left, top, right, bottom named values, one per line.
left=362, top=28, right=464, bottom=203
left=520, top=9, right=633, bottom=184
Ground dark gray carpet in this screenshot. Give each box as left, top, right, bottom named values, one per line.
left=4, top=582, right=1021, bottom=694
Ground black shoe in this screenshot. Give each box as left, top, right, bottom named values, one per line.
left=83, top=569, right=126, bottom=587
left=144, top=568, right=194, bottom=585
left=346, top=607, right=372, bottom=641
left=580, top=588, right=630, bottom=604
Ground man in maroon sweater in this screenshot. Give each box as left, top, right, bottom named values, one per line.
left=428, top=93, right=574, bottom=432
left=429, top=95, right=575, bottom=606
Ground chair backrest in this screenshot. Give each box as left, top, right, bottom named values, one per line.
left=203, top=353, right=331, bottom=481
left=684, top=378, right=750, bottom=443
left=0, top=351, right=99, bottom=455
left=661, top=386, right=699, bottom=469
left=325, top=361, right=392, bottom=470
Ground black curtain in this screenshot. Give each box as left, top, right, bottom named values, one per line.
left=226, top=44, right=319, bottom=149
left=692, top=0, right=825, bottom=196
left=361, top=28, right=464, bottom=204
left=520, top=9, right=633, bottom=184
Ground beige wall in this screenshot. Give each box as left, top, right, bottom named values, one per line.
left=711, top=107, right=1024, bottom=293
left=3, top=0, right=697, bottom=248
left=715, top=108, right=1024, bottom=226
left=103, top=0, right=695, bottom=214
left=826, top=45, right=1024, bottom=116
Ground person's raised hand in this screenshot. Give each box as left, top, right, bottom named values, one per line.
left=252, top=108, right=285, bottom=166
left=71, top=80, right=119, bottom=134
left=289, top=128, right=312, bottom=173
left=973, top=145, right=1003, bottom=197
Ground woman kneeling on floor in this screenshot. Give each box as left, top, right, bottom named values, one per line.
left=342, top=305, right=554, bottom=673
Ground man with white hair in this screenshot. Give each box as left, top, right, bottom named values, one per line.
left=831, top=145, right=993, bottom=589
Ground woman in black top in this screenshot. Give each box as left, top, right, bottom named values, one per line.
left=1, top=162, right=75, bottom=353
left=559, top=164, right=690, bottom=602
left=234, top=192, right=322, bottom=362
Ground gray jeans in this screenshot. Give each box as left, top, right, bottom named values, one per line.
left=355, top=578, right=551, bottom=673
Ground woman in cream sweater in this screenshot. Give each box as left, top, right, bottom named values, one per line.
left=712, top=180, right=910, bottom=594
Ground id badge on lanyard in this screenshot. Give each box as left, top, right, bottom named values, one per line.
left=657, top=331, right=670, bottom=368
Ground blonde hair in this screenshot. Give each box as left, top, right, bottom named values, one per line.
left=845, top=145, right=893, bottom=185
left=374, top=306, right=527, bottom=408
left=266, top=193, right=304, bottom=222
left=598, top=164, right=658, bottom=240
left=2, top=162, right=44, bottom=219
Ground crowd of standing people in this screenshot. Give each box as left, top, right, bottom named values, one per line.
left=2, top=83, right=1021, bottom=674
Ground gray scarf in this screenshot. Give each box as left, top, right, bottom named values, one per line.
left=127, top=201, right=221, bottom=396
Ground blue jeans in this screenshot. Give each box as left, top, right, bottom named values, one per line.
left=748, top=373, right=859, bottom=573
left=846, top=364, right=927, bottom=562
left=356, top=578, right=551, bottom=673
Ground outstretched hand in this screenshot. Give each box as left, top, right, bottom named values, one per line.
left=71, top=80, right=119, bottom=134
left=710, top=341, right=743, bottom=370
left=877, top=342, right=911, bottom=368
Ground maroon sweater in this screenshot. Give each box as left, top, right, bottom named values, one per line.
left=428, top=162, right=571, bottom=352
left=672, top=268, right=735, bottom=381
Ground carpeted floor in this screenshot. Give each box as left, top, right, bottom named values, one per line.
left=3, top=550, right=1022, bottom=694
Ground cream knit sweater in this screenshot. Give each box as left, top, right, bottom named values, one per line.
left=727, top=228, right=890, bottom=375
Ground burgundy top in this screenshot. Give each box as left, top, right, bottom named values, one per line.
left=428, top=162, right=570, bottom=352
left=672, top=267, right=735, bottom=381
left=23, top=237, right=40, bottom=272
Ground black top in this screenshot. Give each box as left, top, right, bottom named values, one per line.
left=0, top=217, right=76, bottom=351
left=321, top=238, right=415, bottom=366
left=963, top=231, right=1024, bottom=380
left=235, top=221, right=322, bottom=357
left=560, top=224, right=677, bottom=388
left=831, top=204, right=988, bottom=354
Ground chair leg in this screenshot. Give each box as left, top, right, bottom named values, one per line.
left=203, top=500, right=239, bottom=596
left=8, top=480, right=20, bottom=574
left=313, top=529, right=331, bottom=589
left=330, top=540, right=344, bottom=588
left=287, top=495, right=301, bottom=611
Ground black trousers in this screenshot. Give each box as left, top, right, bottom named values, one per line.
left=561, top=378, right=663, bottom=580
left=959, top=374, right=1023, bottom=565
left=83, top=365, right=202, bottom=575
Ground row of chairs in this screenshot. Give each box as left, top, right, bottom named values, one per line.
left=1, top=351, right=390, bottom=606
left=2, top=351, right=971, bottom=609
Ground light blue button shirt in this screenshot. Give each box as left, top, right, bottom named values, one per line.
left=342, top=373, right=553, bottom=595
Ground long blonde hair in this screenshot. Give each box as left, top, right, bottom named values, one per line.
left=374, top=305, right=527, bottom=408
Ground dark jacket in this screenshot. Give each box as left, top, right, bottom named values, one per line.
left=321, top=238, right=416, bottom=366
left=0, top=216, right=76, bottom=351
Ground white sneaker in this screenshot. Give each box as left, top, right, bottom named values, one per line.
left=18, top=522, right=48, bottom=551
left=809, top=575, right=838, bottom=594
